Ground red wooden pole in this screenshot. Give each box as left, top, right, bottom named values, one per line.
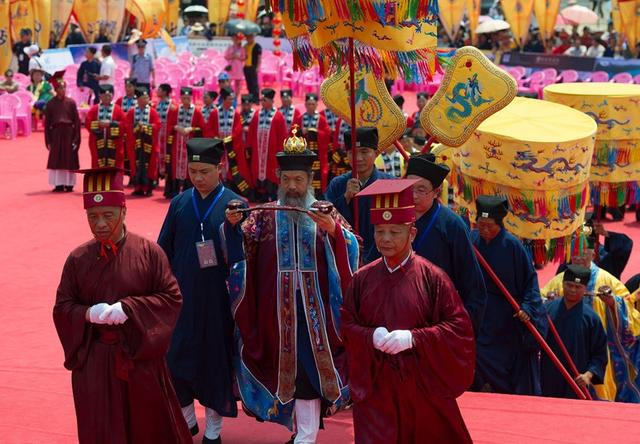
left=473, top=246, right=588, bottom=400
left=546, top=314, right=594, bottom=400
left=348, top=37, right=358, bottom=233
left=420, top=134, right=437, bottom=153
left=394, top=140, right=410, bottom=161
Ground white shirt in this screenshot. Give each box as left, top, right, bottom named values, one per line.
left=586, top=44, right=605, bottom=58
left=383, top=251, right=412, bottom=273
left=564, top=46, right=586, bottom=57
left=28, top=55, right=45, bottom=73
left=99, top=55, right=116, bottom=86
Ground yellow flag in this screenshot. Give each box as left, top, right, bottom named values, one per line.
left=51, top=0, right=74, bottom=45
left=533, top=0, right=561, bottom=41
left=611, top=0, right=622, bottom=38
left=0, top=0, right=11, bottom=73
left=208, top=0, right=231, bottom=25
left=165, top=0, right=179, bottom=35
left=439, top=0, right=466, bottom=41
left=245, top=0, right=259, bottom=22
left=104, top=0, right=126, bottom=42
left=420, top=47, right=517, bottom=147
left=320, top=69, right=407, bottom=151
left=465, top=0, right=481, bottom=45
left=127, top=0, right=167, bottom=39
left=33, top=0, right=50, bottom=49
left=618, top=0, right=638, bottom=55
left=73, top=0, right=100, bottom=42
left=501, top=0, right=535, bottom=48
left=9, top=0, right=35, bottom=42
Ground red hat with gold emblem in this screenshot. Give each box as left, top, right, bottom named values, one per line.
left=49, top=70, right=66, bottom=90
left=357, top=179, right=419, bottom=225
left=79, top=168, right=126, bottom=209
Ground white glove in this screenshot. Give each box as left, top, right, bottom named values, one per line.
left=380, top=330, right=413, bottom=355
left=99, top=302, right=128, bottom=325
left=88, top=303, right=110, bottom=324
left=372, top=327, right=389, bottom=350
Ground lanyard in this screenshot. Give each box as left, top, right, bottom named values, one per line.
left=191, top=186, right=225, bottom=241
left=412, top=202, right=441, bottom=252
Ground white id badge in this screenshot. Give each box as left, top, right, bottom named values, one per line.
left=195, top=239, right=218, bottom=268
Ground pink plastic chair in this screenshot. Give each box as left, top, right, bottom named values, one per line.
left=556, top=70, right=579, bottom=83
left=0, top=94, right=18, bottom=139
left=585, top=71, right=609, bottom=82
left=634, top=74, right=640, bottom=84
left=13, top=92, right=33, bottom=136
left=541, top=68, right=558, bottom=82
left=510, top=66, right=526, bottom=77
left=518, top=71, right=546, bottom=96
left=610, top=72, right=633, bottom=84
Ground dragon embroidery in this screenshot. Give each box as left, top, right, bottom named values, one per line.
left=511, top=150, right=586, bottom=177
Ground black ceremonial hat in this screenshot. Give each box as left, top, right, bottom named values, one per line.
left=405, top=153, right=450, bottom=187
left=261, top=88, right=276, bottom=99
left=563, top=264, right=591, bottom=285
left=475, top=195, right=509, bottom=222
left=187, top=138, right=225, bottom=165
left=343, top=127, right=378, bottom=151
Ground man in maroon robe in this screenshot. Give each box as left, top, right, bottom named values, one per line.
left=341, top=179, right=475, bottom=444
left=44, top=70, right=81, bottom=192
left=52, top=168, right=191, bottom=444
left=225, top=128, right=360, bottom=442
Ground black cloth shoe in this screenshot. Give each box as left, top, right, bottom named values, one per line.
left=284, top=434, right=296, bottom=444
left=52, top=185, right=64, bottom=192
left=202, top=436, right=221, bottom=444
left=190, top=424, right=199, bottom=436
left=64, top=186, right=73, bottom=192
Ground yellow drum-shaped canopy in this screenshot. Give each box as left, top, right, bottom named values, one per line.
left=544, top=83, right=640, bottom=140
left=457, top=97, right=596, bottom=190
left=452, top=97, right=597, bottom=241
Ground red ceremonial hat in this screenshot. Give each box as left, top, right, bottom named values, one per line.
left=78, top=168, right=126, bottom=209
left=356, top=179, right=419, bottom=225
left=49, top=70, right=66, bottom=90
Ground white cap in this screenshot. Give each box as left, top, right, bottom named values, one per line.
left=23, top=44, right=40, bottom=56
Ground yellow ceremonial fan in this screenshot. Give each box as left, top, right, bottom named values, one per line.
left=420, top=46, right=517, bottom=148
left=320, top=69, right=406, bottom=151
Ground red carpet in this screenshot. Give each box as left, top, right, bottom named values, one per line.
left=1, top=132, right=640, bottom=443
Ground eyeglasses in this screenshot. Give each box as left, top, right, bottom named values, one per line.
left=413, top=187, right=434, bottom=196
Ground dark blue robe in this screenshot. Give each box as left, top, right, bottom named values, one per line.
left=471, top=228, right=546, bottom=395
left=413, top=202, right=486, bottom=332
left=325, top=169, right=394, bottom=264
left=157, top=184, right=244, bottom=416
left=541, top=298, right=607, bottom=399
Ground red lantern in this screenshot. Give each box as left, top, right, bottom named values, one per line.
left=273, top=39, right=282, bottom=46
left=273, top=28, right=282, bottom=36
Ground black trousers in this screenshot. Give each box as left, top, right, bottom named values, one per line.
left=243, top=66, right=259, bottom=103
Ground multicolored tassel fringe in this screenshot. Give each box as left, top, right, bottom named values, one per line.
left=270, top=0, right=439, bottom=24
left=289, top=34, right=454, bottom=83
left=590, top=181, right=640, bottom=207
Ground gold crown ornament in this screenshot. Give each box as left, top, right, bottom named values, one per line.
left=283, top=125, right=308, bottom=154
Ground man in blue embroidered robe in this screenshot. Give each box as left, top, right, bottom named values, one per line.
left=326, top=127, right=393, bottom=264
left=470, top=195, right=546, bottom=395
left=225, top=130, right=359, bottom=443
left=405, top=153, right=487, bottom=332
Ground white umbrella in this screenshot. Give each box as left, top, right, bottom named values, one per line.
left=559, top=5, right=598, bottom=25
left=476, top=19, right=511, bottom=34
left=184, top=5, right=208, bottom=14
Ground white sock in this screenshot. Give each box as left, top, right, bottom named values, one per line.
left=204, top=407, right=223, bottom=440
left=181, top=403, right=197, bottom=429
left=294, top=399, right=321, bottom=444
